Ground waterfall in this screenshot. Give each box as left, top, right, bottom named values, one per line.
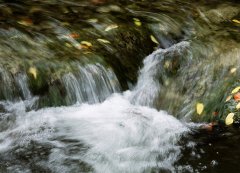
left=0, top=42, right=194, bottom=173
left=15, top=73, right=32, bottom=100
left=62, top=63, right=121, bottom=105
left=130, top=41, right=190, bottom=107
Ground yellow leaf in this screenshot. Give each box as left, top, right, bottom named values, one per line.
left=81, top=41, right=92, bottom=47
left=225, top=113, right=234, bottom=125
left=231, top=86, right=240, bottom=94
left=164, top=61, right=171, bottom=68
left=18, top=19, right=33, bottom=26
left=236, top=103, right=240, bottom=110
left=28, top=67, right=37, bottom=79
left=225, top=95, right=232, bottom=102
left=97, top=38, right=111, bottom=44
left=196, top=103, right=204, bottom=115
left=87, top=18, right=98, bottom=23
left=65, top=43, right=72, bottom=48
left=133, top=18, right=142, bottom=27
left=230, top=67, right=237, bottom=74
left=105, top=24, right=118, bottom=31
left=232, top=19, right=240, bottom=24
left=150, top=35, right=159, bottom=44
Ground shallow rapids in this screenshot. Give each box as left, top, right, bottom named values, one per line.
left=0, top=92, right=190, bottom=173
left=0, top=41, right=200, bottom=173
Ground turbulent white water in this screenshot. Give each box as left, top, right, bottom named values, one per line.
left=0, top=41, right=193, bottom=173
left=130, top=41, right=190, bottom=107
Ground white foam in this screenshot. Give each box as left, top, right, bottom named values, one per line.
left=0, top=93, right=189, bottom=172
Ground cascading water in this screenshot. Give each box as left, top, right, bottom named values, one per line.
left=1, top=1, right=240, bottom=172
left=130, top=41, right=190, bottom=107
left=62, top=64, right=120, bottom=105
left=0, top=42, right=194, bottom=173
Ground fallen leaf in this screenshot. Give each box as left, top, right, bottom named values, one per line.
left=225, top=95, right=232, bottom=102
left=97, top=38, right=110, bottom=44
left=225, top=113, right=234, bottom=125
left=164, top=61, right=171, bottom=68
left=201, top=123, right=213, bottom=131
left=150, top=35, right=159, bottom=44
left=105, top=24, right=118, bottom=31
left=234, top=92, right=240, bottom=101
left=231, top=86, right=240, bottom=94
left=87, top=18, right=98, bottom=23
left=65, top=43, right=72, bottom=48
left=232, top=19, right=240, bottom=24
left=81, top=41, right=92, bottom=47
left=196, top=102, right=204, bottom=115
left=236, top=102, right=240, bottom=110
left=28, top=67, right=37, bottom=79
left=230, top=67, right=237, bottom=74
left=133, top=18, right=142, bottom=27
left=68, top=33, right=80, bottom=39
left=18, top=18, right=33, bottom=26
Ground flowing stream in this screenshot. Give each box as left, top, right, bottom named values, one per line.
left=0, top=0, right=240, bottom=173
left=0, top=41, right=195, bottom=173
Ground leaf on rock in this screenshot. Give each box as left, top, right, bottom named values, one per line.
left=65, top=43, right=72, bottom=48
left=231, top=86, right=240, bottom=94
left=87, top=18, right=98, bottom=23
left=196, top=102, right=204, bottom=115
left=150, top=35, right=159, bottom=44
left=18, top=19, right=33, bottom=26
left=225, top=95, right=232, bottom=102
left=230, top=67, right=237, bottom=74
left=81, top=41, right=92, bottom=47
left=97, top=38, right=111, bottom=44
left=105, top=24, right=118, bottom=31
left=234, top=92, right=240, bottom=101
left=133, top=18, right=142, bottom=27
left=225, top=113, right=234, bottom=125
left=28, top=67, right=37, bottom=79
left=232, top=19, right=240, bottom=24
left=236, top=102, right=240, bottom=110
left=68, top=33, right=80, bottom=39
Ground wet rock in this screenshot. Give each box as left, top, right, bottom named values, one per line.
left=204, top=5, right=240, bottom=24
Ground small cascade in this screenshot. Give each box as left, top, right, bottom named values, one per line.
left=62, top=64, right=121, bottom=105
left=130, top=41, right=190, bottom=107
left=0, top=68, right=15, bottom=101
left=15, top=73, right=32, bottom=100
left=0, top=68, right=34, bottom=102
left=0, top=42, right=193, bottom=173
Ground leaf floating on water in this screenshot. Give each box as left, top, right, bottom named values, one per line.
left=18, top=19, right=33, bottom=26
left=196, top=103, right=204, bottom=115
left=105, top=24, right=118, bottom=31
left=81, top=41, right=92, bottom=47
left=232, top=19, right=240, bottom=24
left=28, top=67, right=37, bottom=79
left=150, top=35, right=159, bottom=44
left=231, top=86, right=240, bottom=94
left=225, top=113, right=234, bottom=125
left=236, top=103, right=240, bottom=110
left=133, top=18, right=142, bottom=27
left=233, top=92, right=240, bottom=101
left=97, top=38, right=111, bottom=44
left=225, top=95, right=232, bottom=102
